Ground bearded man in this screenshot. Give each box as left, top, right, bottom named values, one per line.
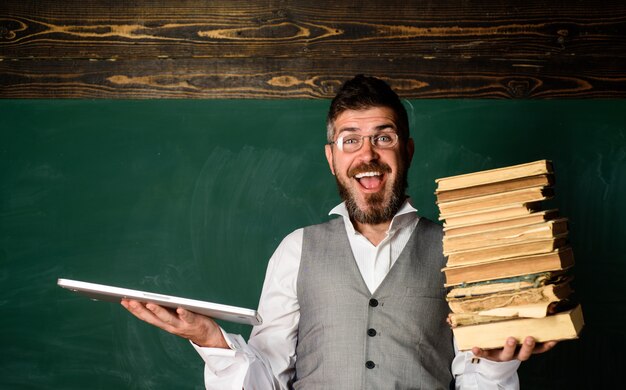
left=123, top=75, right=555, bottom=389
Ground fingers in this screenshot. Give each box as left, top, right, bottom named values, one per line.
left=469, top=337, right=509, bottom=361
left=121, top=299, right=180, bottom=331
left=536, top=340, right=558, bottom=353
left=499, top=337, right=519, bottom=361
left=516, top=337, right=558, bottom=360
left=471, top=337, right=517, bottom=361
left=471, top=346, right=484, bottom=358
left=147, top=303, right=183, bottom=328
left=472, top=336, right=558, bottom=363
left=120, top=300, right=225, bottom=348
left=516, top=337, right=536, bottom=361
left=176, top=307, right=196, bottom=324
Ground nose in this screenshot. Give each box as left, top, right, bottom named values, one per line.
left=357, top=136, right=379, bottom=162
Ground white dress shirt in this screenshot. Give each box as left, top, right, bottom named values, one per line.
left=193, top=200, right=521, bottom=390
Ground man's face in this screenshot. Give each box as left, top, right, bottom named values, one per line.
left=325, top=107, right=414, bottom=225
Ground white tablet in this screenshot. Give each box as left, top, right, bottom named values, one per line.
left=58, top=278, right=262, bottom=326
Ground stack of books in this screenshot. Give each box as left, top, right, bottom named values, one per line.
left=435, top=160, right=584, bottom=350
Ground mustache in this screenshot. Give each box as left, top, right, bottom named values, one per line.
left=348, top=161, right=392, bottom=178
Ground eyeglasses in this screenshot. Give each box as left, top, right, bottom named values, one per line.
left=328, top=132, right=399, bottom=153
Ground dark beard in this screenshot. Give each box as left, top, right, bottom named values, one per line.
left=336, top=161, right=408, bottom=225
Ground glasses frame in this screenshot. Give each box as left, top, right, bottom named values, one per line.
left=328, top=132, right=399, bottom=153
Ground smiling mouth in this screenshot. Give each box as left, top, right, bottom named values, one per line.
left=354, top=171, right=384, bottom=190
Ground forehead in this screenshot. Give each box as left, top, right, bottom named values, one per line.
left=333, top=107, right=397, bottom=132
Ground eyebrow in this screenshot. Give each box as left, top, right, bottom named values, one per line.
left=337, top=124, right=397, bottom=133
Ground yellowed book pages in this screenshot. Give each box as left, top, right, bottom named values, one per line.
left=445, top=236, right=568, bottom=266
left=446, top=271, right=571, bottom=297
left=435, top=174, right=554, bottom=203
left=436, top=160, right=553, bottom=192
left=442, top=248, right=574, bottom=286
left=437, top=186, right=552, bottom=215
left=443, top=209, right=560, bottom=237
left=447, top=282, right=572, bottom=314
left=453, top=304, right=584, bottom=350
left=441, top=203, right=538, bottom=227
left=448, top=312, right=511, bottom=327
left=479, top=302, right=556, bottom=318
left=443, top=219, right=568, bottom=253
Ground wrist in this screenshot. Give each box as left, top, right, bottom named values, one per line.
left=194, top=324, right=229, bottom=349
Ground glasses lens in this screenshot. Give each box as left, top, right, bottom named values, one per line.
left=373, top=133, right=398, bottom=149
left=339, top=134, right=362, bottom=152
left=335, top=132, right=398, bottom=152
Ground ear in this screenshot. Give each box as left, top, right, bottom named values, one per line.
left=325, top=144, right=336, bottom=175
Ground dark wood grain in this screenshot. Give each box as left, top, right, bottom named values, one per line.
left=1, top=0, right=625, bottom=98
left=3, top=56, right=622, bottom=99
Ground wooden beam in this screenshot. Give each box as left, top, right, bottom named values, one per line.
left=1, top=0, right=625, bottom=98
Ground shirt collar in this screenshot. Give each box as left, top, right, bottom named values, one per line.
left=329, top=198, right=419, bottom=236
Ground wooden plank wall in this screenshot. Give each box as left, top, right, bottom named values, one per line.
left=1, top=0, right=625, bottom=99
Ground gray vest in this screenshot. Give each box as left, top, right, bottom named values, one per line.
left=294, top=217, right=454, bottom=389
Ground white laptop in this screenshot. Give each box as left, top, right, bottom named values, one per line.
left=58, top=278, right=262, bottom=326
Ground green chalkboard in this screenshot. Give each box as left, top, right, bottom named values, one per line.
left=1, top=99, right=625, bottom=389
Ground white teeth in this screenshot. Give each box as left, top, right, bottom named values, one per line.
left=355, top=171, right=382, bottom=179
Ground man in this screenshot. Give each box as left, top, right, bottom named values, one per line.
left=122, top=75, right=555, bottom=389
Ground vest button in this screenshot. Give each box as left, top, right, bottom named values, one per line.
left=365, top=360, right=375, bottom=369
left=367, top=328, right=377, bottom=337
left=369, top=298, right=378, bottom=307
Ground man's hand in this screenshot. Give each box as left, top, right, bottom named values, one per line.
left=121, top=299, right=229, bottom=349
left=472, top=336, right=557, bottom=362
